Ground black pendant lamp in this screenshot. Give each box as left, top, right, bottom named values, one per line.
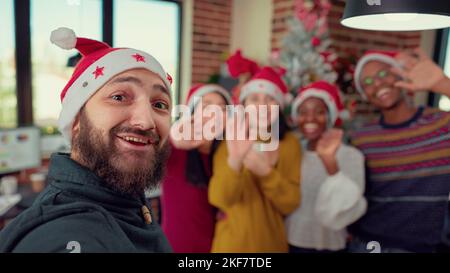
left=341, top=0, right=450, bottom=31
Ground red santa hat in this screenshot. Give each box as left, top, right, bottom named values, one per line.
left=354, top=50, right=402, bottom=100
left=226, top=50, right=260, bottom=78
left=291, top=81, right=345, bottom=128
left=186, top=83, right=232, bottom=112
left=50, top=27, right=173, bottom=143
left=239, top=66, right=291, bottom=108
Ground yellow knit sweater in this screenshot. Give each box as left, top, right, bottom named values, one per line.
left=208, top=132, right=301, bottom=253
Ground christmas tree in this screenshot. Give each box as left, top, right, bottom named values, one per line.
left=277, top=0, right=338, bottom=93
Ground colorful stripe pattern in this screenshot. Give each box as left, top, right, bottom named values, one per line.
left=349, top=108, right=450, bottom=252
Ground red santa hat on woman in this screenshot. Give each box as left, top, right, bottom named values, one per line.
left=185, top=83, right=232, bottom=112
left=239, top=66, right=292, bottom=108
left=291, top=81, right=345, bottom=128
left=50, top=27, right=173, bottom=143
left=354, top=50, right=402, bottom=100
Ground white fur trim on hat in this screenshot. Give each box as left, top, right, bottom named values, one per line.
left=187, top=84, right=232, bottom=112
left=50, top=27, right=77, bottom=50
left=240, top=79, right=285, bottom=108
left=291, top=89, right=338, bottom=128
left=339, top=109, right=351, bottom=121
left=354, top=54, right=402, bottom=100
left=58, top=48, right=171, bottom=143
left=284, top=92, right=294, bottom=106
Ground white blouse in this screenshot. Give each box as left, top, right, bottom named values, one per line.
left=285, top=144, right=367, bottom=251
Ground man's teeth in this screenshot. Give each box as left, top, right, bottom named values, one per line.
left=376, top=88, right=390, bottom=99
left=122, top=136, right=148, bottom=144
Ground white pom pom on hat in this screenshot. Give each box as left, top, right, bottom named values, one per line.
left=284, top=92, right=294, bottom=105
left=50, top=27, right=77, bottom=50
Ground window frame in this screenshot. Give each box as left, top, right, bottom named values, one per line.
left=430, top=28, right=450, bottom=108
left=12, top=0, right=182, bottom=126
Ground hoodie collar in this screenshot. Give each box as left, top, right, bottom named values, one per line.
left=47, top=153, right=146, bottom=208
left=379, top=106, right=424, bottom=129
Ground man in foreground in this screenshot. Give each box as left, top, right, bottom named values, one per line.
left=0, top=28, right=173, bottom=253
left=349, top=48, right=450, bottom=253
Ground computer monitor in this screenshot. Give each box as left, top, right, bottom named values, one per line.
left=0, top=127, right=41, bottom=175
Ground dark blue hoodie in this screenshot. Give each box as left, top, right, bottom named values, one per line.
left=0, top=153, right=172, bottom=253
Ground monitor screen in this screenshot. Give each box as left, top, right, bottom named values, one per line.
left=0, top=127, right=41, bottom=175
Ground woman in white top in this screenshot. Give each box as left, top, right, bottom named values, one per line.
left=285, top=81, right=367, bottom=253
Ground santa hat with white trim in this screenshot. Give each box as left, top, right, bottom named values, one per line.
left=239, top=66, right=292, bottom=108
left=50, top=27, right=173, bottom=143
left=186, top=83, right=232, bottom=112
left=291, top=81, right=345, bottom=128
left=354, top=50, right=402, bottom=100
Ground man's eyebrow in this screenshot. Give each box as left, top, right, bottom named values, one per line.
left=363, top=65, right=390, bottom=79
left=377, top=66, right=390, bottom=73
left=153, top=83, right=170, bottom=96
left=109, top=76, right=144, bottom=87
left=108, top=76, right=169, bottom=96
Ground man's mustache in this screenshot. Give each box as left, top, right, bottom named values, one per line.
left=111, top=126, right=161, bottom=145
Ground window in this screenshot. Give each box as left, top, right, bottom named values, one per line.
left=31, top=0, right=102, bottom=127
left=440, top=33, right=450, bottom=111
left=0, top=0, right=17, bottom=128
left=114, top=0, right=181, bottom=104
left=3, top=0, right=181, bottom=129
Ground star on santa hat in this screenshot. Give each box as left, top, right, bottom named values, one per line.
left=166, top=73, right=173, bottom=84
left=49, top=27, right=173, bottom=143
left=92, top=66, right=105, bottom=79
left=132, top=53, right=146, bottom=62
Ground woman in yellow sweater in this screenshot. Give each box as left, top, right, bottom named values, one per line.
left=208, top=67, right=302, bottom=252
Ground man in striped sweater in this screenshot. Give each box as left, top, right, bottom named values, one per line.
left=348, top=48, right=450, bottom=253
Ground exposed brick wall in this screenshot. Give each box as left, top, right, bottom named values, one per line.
left=271, top=0, right=422, bottom=54
left=270, top=0, right=423, bottom=117
left=271, top=0, right=296, bottom=50
left=191, top=0, right=232, bottom=84
left=189, top=0, right=423, bottom=91
left=328, top=0, right=421, bottom=55
left=327, top=0, right=422, bottom=116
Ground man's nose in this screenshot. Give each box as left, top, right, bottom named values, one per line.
left=374, top=76, right=384, bottom=87
left=128, top=100, right=156, bottom=131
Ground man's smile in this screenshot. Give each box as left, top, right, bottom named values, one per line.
left=116, top=133, right=159, bottom=152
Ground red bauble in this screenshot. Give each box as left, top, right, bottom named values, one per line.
left=311, top=37, right=321, bottom=47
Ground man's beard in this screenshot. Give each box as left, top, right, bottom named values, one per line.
left=72, top=110, right=171, bottom=198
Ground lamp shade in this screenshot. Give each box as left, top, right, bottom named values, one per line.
left=341, top=0, right=450, bottom=31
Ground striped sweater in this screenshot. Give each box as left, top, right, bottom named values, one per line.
left=349, top=107, right=450, bottom=252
